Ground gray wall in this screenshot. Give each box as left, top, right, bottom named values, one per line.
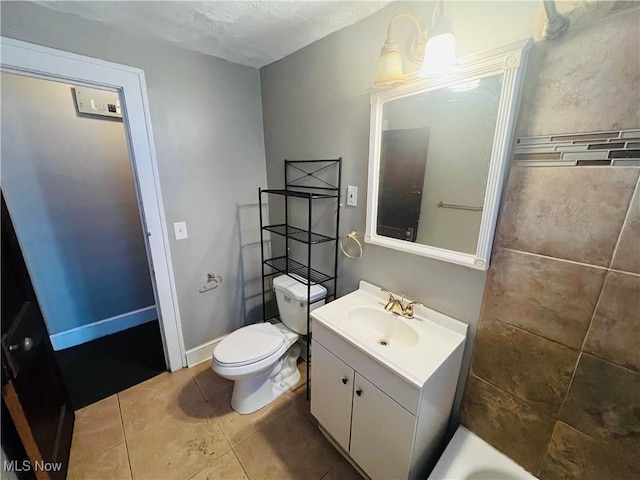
left=260, top=1, right=539, bottom=420
left=1, top=73, right=154, bottom=335
left=1, top=1, right=268, bottom=350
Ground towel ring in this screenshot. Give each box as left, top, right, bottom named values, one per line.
left=199, top=273, right=222, bottom=293
left=340, top=231, right=363, bottom=259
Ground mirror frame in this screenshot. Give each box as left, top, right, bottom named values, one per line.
left=365, top=40, right=533, bottom=270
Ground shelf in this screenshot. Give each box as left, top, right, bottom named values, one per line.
left=260, top=188, right=339, bottom=199
left=264, top=256, right=335, bottom=285
left=263, top=224, right=336, bottom=244
left=260, top=158, right=341, bottom=402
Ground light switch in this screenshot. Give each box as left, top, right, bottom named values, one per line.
left=347, top=186, right=358, bottom=207
left=173, top=221, right=188, bottom=240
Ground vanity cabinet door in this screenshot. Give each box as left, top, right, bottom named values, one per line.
left=310, top=341, right=354, bottom=451
left=350, top=373, right=416, bottom=480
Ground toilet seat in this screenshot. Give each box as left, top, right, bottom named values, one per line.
left=214, top=323, right=285, bottom=367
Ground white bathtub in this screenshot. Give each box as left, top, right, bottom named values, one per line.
left=428, top=427, right=537, bottom=480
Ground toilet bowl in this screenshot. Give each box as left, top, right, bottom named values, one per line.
left=212, top=274, right=326, bottom=414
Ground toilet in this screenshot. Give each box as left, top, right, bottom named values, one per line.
left=212, top=274, right=327, bottom=414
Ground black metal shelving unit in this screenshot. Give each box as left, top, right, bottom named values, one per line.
left=258, top=158, right=342, bottom=400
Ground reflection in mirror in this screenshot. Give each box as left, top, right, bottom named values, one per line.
left=377, top=74, right=503, bottom=254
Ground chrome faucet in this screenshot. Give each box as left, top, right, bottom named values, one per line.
left=381, top=289, right=423, bottom=319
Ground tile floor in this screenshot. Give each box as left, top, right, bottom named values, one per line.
left=67, top=361, right=362, bottom=480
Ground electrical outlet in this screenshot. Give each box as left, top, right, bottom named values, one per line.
left=173, top=221, right=188, bottom=240
left=347, top=186, right=358, bottom=207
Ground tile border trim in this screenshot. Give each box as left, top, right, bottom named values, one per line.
left=513, top=129, right=640, bottom=166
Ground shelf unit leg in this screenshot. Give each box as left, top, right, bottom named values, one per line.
left=259, top=188, right=266, bottom=323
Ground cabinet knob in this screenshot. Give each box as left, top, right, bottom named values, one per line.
left=356, top=388, right=362, bottom=397
left=341, top=377, right=348, bottom=385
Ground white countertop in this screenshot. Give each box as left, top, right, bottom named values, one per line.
left=311, top=281, right=467, bottom=387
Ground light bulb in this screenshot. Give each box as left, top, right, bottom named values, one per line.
left=419, top=32, right=456, bottom=76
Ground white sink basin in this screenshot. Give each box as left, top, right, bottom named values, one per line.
left=344, top=307, right=419, bottom=349
left=311, top=281, right=468, bottom=386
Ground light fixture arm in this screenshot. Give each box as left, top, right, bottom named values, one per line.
left=372, top=1, right=456, bottom=88
left=386, top=12, right=423, bottom=40
left=430, top=0, right=442, bottom=28
left=384, top=13, right=427, bottom=64
left=542, top=0, right=569, bottom=39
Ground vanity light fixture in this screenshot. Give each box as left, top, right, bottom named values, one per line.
left=372, top=1, right=456, bottom=88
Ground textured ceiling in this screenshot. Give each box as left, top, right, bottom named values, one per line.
left=36, top=1, right=392, bottom=68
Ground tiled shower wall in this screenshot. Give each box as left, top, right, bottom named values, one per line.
left=460, top=3, right=639, bottom=479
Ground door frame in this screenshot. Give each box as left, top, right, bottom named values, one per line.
left=0, top=37, right=186, bottom=371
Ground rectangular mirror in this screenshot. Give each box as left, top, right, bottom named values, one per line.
left=366, top=41, right=531, bottom=270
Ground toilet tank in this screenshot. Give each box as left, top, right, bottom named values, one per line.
left=273, top=274, right=327, bottom=335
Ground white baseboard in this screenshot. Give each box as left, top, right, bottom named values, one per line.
left=50, top=306, right=157, bottom=351
left=185, top=335, right=226, bottom=367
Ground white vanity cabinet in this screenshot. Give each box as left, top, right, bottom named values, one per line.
left=350, top=372, right=416, bottom=480
left=309, top=281, right=468, bottom=480
left=311, top=341, right=415, bottom=480
left=311, top=340, right=354, bottom=452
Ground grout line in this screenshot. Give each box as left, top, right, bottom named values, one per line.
left=218, top=416, right=234, bottom=446
left=580, top=350, right=640, bottom=374
left=319, top=458, right=340, bottom=480
left=501, top=247, right=610, bottom=271
left=557, top=255, right=613, bottom=412
left=116, top=394, right=134, bottom=480
left=608, top=267, right=640, bottom=277
left=231, top=440, right=253, bottom=480
left=578, top=266, right=611, bottom=355
left=558, top=351, right=583, bottom=416
left=229, top=449, right=251, bottom=480
left=471, top=374, right=556, bottom=419
left=187, top=365, right=210, bottom=404
left=484, top=315, right=581, bottom=354
left=536, top=420, right=561, bottom=477
left=608, top=174, right=639, bottom=270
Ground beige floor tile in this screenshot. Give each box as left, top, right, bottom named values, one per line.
left=199, top=381, right=235, bottom=417
left=127, top=399, right=232, bottom=480
left=286, top=361, right=317, bottom=425
left=320, top=459, right=363, bottom=480
left=218, top=391, right=291, bottom=446
left=67, top=442, right=131, bottom=480
left=119, top=369, right=205, bottom=434
left=284, top=361, right=308, bottom=399
left=190, top=361, right=233, bottom=403
left=71, top=395, right=125, bottom=463
left=190, top=450, right=248, bottom=480
left=234, top=407, right=340, bottom=480
left=286, top=384, right=317, bottom=426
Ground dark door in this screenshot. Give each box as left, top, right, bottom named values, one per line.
left=377, top=127, right=430, bottom=242
left=1, top=194, right=74, bottom=480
